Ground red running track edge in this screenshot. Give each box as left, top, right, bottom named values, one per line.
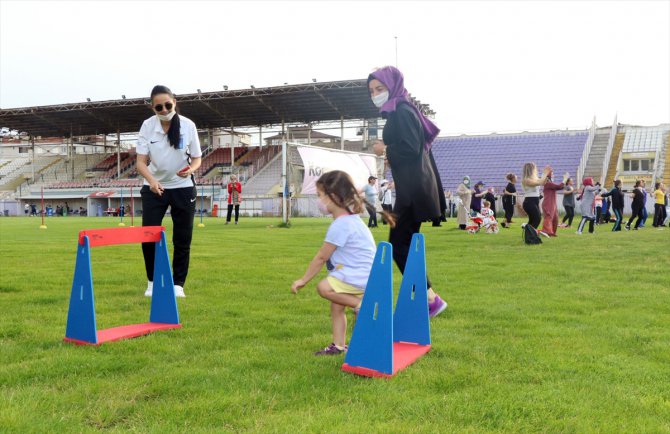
left=341, top=342, right=431, bottom=378
left=63, top=323, right=182, bottom=346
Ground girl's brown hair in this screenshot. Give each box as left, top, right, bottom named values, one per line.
left=316, top=170, right=395, bottom=227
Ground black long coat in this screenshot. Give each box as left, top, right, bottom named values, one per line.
left=382, top=102, right=441, bottom=222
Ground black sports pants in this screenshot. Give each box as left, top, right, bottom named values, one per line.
left=562, top=205, right=575, bottom=226
left=502, top=199, right=514, bottom=223
left=653, top=204, right=665, bottom=227
left=226, top=204, right=240, bottom=223
left=523, top=197, right=541, bottom=229
left=365, top=204, right=378, bottom=227
left=141, top=185, right=196, bottom=287
left=626, top=205, right=644, bottom=229
left=381, top=203, right=393, bottom=225
left=577, top=216, right=595, bottom=233
left=611, top=208, right=623, bottom=231
left=389, top=208, right=432, bottom=290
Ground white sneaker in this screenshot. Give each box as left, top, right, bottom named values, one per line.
left=174, top=285, right=186, bottom=298
left=144, top=281, right=153, bottom=297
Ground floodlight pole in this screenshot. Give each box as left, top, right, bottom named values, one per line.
left=70, top=125, right=75, bottom=180
left=340, top=116, right=344, bottom=150
left=363, top=120, right=368, bottom=149
left=281, top=119, right=287, bottom=224
left=207, top=128, right=212, bottom=153
left=116, top=130, right=121, bottom=178
left=31, top=136, right=35, bottom=181
left=230, top=121, right=235, bottom=173
left=395, top=36, right=398, bottom=67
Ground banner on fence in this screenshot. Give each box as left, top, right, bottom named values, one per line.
left=297, top=146, right=377, bottom=195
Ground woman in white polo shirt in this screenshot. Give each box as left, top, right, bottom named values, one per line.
left=136, top=85, right=202, bottom=298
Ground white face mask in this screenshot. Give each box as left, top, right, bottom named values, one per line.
left=317, top=197, right=330, bottom=215
left=157, top=111, right=176, bottom=122
left=371, top=91, right=389, bottom=108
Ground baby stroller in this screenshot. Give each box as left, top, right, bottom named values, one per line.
left=465, top=212, right=484, bottom=234
left=466, top=209, right=499, bottom=234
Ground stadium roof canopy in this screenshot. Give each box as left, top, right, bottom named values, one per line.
left=0, top=79, right=435, bottom=137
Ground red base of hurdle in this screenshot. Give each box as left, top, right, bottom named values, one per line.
left=64, top=323, right=182, bottom=346
left=342, top=342, right=431, bottom=378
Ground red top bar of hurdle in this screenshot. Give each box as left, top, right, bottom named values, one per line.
left=78, top=226, right=165, bottom=247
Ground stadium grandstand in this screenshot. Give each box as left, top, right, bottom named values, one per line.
left=1, top=82, right=669, bottom=217
left=431, top=129, right=589, bottom=193
left=0, top=79, right=399, bottom=216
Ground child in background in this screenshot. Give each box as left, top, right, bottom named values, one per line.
left=601, top=180, right=624, bottom=231
left=292, top=170, right=391, bottom=356
left=484, top=187, right=497, bottom=217
left=576, top=177, right=600, bottom=234
left=379, top=180, right=394, bottom=225
left=594, top=182, right=603, bottom=224
left=602, top=196, right=611, bottom=223
left=480, top=200, right=499, bottom=233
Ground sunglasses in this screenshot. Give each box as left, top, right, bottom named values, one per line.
left=153, top=102, right=174, bottom=112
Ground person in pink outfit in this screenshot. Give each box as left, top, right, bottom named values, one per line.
left=540, top=169, right=568, bottom=237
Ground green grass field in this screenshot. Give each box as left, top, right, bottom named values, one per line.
left=1, top=216, right=669, bottom=433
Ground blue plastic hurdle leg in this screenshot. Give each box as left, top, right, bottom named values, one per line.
left=342, top=242, right=394, bottom=375
left=342, top=234, right=432, bottom=378
left=149, top=231, right=180, bottom=324
left=64, top=236, right=98, bottom=345
left=394, top=233, right=431, bottom=346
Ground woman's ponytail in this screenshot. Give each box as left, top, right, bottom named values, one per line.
left=167, top=114, right=181, bottom=149
left=150, top=85, right=181, bottom=149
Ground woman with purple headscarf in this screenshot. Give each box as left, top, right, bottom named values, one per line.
left=369, top=66, right=447, bottom=318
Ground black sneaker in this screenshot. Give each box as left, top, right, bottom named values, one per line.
left=314, top=343, right=347, bottom=356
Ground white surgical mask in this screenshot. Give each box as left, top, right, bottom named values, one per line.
left=317, top=198, right=330, bottom=215
left=371, top=91, right=389, bottom=108
left=157, top=111, right=176, bottom=122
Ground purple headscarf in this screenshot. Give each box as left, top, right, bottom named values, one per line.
left=368, top=66, right=440, bottom=151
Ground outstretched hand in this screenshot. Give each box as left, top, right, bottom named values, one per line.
left=291, top=279, right=306, bottom=294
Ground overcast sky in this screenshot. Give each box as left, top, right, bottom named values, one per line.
left=1, top=0, right=669, bottom=138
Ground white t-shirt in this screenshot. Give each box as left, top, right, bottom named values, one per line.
left=324, top=214, right=376, bottom=290
left=522, top=182, right=540, bottom=198
left=381, top=187, right=393, bottom=205
left=363, top=183, right=377, bottom=204
left=136, top=115, right=202, bottom=189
